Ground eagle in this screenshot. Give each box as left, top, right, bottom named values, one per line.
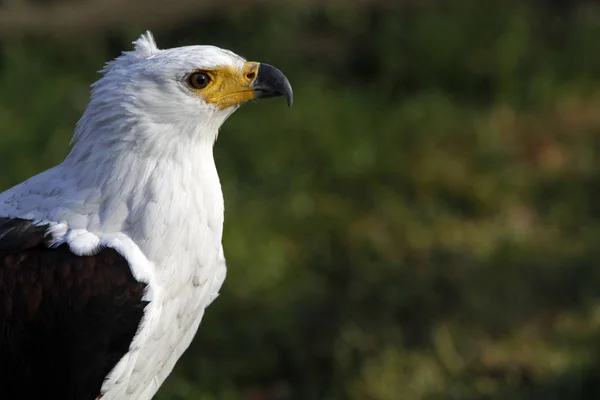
left=0, top=32, right=292, bottom=400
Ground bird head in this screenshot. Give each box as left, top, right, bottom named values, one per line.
left=71, top=31, right=292, bottom=153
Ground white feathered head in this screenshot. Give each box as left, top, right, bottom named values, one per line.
left=71, top=31, right=293, bottom=154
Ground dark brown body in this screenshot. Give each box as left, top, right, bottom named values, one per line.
left=0, top=218, right=147, bottom=400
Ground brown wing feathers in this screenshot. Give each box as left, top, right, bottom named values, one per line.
left=0, top=217, right=148, bottom=400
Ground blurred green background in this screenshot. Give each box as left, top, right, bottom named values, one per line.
left=3, top=0, right=600, bottom=399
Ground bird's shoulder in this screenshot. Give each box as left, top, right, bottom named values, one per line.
left=0, top=217, right=149, bottom=400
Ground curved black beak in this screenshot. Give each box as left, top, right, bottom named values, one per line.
left=251, top=63, right=293, bottom=107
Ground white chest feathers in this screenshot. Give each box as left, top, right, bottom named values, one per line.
left=99, top=234, right=227, bottom=400
left=0, top=144, right=228, bottom=400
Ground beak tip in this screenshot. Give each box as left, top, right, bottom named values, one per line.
left=252, top=63, right=294, bottom=108
left=283, top=80, right=293, bottom=107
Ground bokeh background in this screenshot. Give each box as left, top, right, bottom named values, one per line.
left=2, top=0, right=600, bottom=399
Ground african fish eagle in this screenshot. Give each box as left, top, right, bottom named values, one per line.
left=0, top=31, right=292, bottom=400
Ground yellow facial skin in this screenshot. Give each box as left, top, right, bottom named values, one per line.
left=188, top=62, right=260, bottom=110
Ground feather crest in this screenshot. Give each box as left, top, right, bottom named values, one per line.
left=133, top=31, right=159, bottom=58
left=101, top=31, right=160, bottom=73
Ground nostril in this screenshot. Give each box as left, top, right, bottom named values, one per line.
left=246, top=71, right=256, bottom=81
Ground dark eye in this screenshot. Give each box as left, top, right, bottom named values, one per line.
left=188, top=72, right=211, bottom=89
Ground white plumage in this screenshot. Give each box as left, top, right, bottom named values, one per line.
left=0, top=31, right=291, bottom=399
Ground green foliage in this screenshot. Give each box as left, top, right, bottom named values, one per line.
left=3, top=2, right=600, bottom=399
